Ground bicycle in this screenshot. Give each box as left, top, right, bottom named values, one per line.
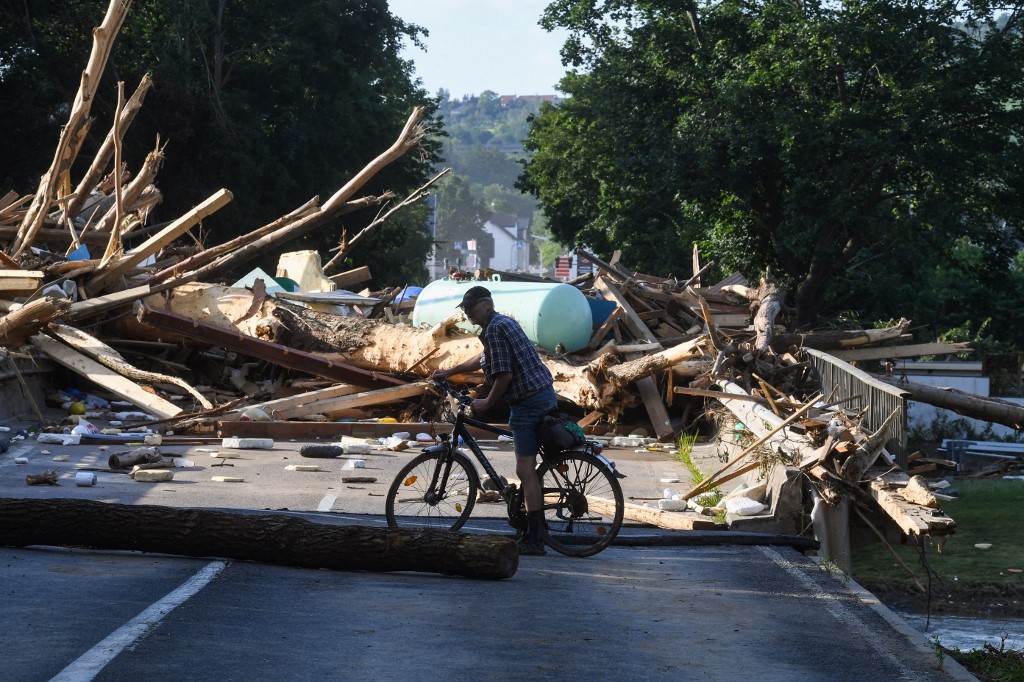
left=384, top=380, right=626, bottom=557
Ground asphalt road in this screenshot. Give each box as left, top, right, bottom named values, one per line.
left=0, top=431, right=976, bottom=681
left=2, top=541, right=973, bottom=681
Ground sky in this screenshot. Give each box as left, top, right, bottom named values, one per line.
left=387, top=0, right=571, bottom=100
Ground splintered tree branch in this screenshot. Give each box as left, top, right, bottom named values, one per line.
left=62, top=73, right=154, bottom=223
left=11, top=0, right=131, bottom=256
left=325, top=167, right=451, bottom=271
left=321, top=106, right=427, bottom=214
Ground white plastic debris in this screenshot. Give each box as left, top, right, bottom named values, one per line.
left=725, top=497, right=766, bottom=516
left=113, top=412, right=155, bottom=421
left=658, top=499, right=688, bottom=511
left=240, top=407, right=271, bottom=422
left=610, top=436, right=646, bottom=448
left=343, top=459, right=366, bottom=469
left=416, top=433, right=435, bottom=443
left=221, top=437, right=274, bottom=449
left=37, top=433, right=81, bottom=445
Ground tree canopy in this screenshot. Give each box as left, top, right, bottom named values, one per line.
left=520, top=0, right=1024, bottom=331
left=0, top=0, right=439, bottom=285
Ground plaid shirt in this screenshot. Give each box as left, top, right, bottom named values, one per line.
left=479, top=313, right=553, bottom=402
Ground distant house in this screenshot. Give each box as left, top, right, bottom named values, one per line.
left=499, top=94, right=564, bottom=108
left=483, top=212, right=531, bottom=272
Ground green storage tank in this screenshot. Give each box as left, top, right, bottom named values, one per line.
left=412, top=279, right=593, bottom=353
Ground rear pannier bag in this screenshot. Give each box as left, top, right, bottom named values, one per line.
left=539, top=411, right=586, bottom=454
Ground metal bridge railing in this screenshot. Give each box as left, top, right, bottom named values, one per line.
left=803, top=348, right=910, bottom=468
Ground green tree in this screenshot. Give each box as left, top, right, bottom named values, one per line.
left=521, top=0, right=1024, bottom=328
left=0, top=0, right=438, bottom=286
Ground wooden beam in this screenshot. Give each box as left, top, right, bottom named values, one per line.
left=87, top=188, right=233, bottom=293
left=586, top=306, right=623, bottom=351
left=67, top=284, right=151, bottom=321
left=0, top=270, right=44, bottom=292
left=276, top=383, right=429, bottom=419
left=587, top=497, right=718, bottom=530
left=329, top=265, right=372, bottom=289
left=224, top=382, right=368, bottom=419
left=30, top=333, right=182, bottom=419
left=867, top=472, right=956, bottom=536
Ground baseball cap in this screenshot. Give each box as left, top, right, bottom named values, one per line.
left=456, top=286, right=492, bottom=309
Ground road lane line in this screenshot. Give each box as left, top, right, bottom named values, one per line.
left=316, top=494, right=337, bottom=512
left=49, top=560, right=228, bottom=682
left=758, top=546, right=920, bottom=680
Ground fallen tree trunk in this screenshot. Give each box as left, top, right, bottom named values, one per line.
left=0, top=296, right=72, bottom=348
left=770, top=318, right=911, bottom=352
left=0, top=498, right=519, bottom=579
left=875, top=374, right=1024, bottom=431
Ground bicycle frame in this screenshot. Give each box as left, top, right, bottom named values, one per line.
left=423, top=397, right=513, bottom=503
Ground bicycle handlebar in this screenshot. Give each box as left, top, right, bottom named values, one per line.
left=433, top=379, right=473, bottom=407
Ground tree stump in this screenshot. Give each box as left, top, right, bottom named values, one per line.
left=0, top=498, right=518, bottom=580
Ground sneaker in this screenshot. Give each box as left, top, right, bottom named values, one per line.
left=517, top=536, right=547, bottom=556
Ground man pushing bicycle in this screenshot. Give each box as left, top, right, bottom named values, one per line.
left=431, top=286, right=555, bottom=556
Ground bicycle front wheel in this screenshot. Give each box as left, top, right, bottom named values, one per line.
left=385, top=451, right=479, bottom=531
left=537, top=450, right=624, bottom=557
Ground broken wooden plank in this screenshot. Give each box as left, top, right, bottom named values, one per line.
left=586, top=306, right=623, bottom=351
left=867, top=471, right=957, bottom=536
left=0, top=270, right=45, bottom=293
left=224, top=383, right=364, bottom=419
left=587, top=497, right=718, bottom=530
left=67, top=284, right=151, bottom=321
left=30, top=333, right=182, bottom=419
left=329, top=265, right=372, bottom=289
left=274, top=383, right=430, bottom=420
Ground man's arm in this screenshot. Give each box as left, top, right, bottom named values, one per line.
left=473, top=372, right=512, bottom=415
left=431, top=352, right=483, bottom=381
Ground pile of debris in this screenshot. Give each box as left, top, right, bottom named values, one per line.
left=8, top=0, right=1024, bottom=572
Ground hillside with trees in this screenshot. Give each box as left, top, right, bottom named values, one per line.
left=430, top=91, right=565, bottom=272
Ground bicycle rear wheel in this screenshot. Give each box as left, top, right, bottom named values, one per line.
left=385, top=451, right=479, bottom=531
left=537, top=450, right=624, bottom=557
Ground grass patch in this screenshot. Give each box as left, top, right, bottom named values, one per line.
left=674, top=432, right=725, bottom=521
left=674, top=432, right=702, bottom=482
left=946, top=642, right=1024, bottom=682
left=852, top=479, right=1024, bottom=595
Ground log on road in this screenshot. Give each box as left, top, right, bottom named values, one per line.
left=0, top=498, right=518, bottom=580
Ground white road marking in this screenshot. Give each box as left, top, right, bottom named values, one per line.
left=49, top=560, right=228, bottom=682
left=758, top=546, right=921, bottom=681
left=316, top=494, right=337, bottom=512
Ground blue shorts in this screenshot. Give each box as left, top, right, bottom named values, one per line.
left=508, top=385, right=557, bottom=458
